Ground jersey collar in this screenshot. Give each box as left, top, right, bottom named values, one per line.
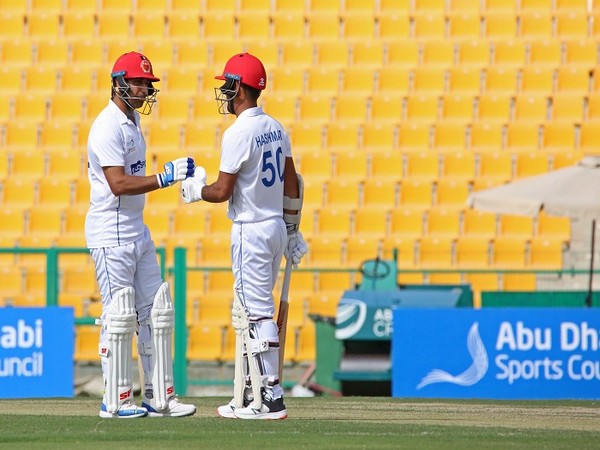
left=238, top=106, right=263, bottom=119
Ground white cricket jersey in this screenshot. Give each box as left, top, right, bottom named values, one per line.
left=219, top=106, right=292, bottom=222
left=85, top=100, right=147, bottom=248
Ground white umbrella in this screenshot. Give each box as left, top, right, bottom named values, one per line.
left=467, top=156, right=600, bottom=306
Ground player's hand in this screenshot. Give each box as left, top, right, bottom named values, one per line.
left=157, top=157, right=195, bottom=188
left=181, top=166, right=207, bottom=204
left=284, top=230, right=307, bottom=269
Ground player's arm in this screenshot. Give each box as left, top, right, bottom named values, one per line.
left=180, top=168, right=237, bottom=204
left=283, top=157, right=307, bottom=267
left=103, top=157, right=194, bottom=196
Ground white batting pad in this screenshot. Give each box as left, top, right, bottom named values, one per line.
left=150, top=282, right=175, bottom=411
left=98, top=287, right=136, bottom=414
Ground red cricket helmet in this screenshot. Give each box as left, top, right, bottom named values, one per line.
left=215, top=52, right=266, bottom=90
left=111, top=51, right=160, bottom=82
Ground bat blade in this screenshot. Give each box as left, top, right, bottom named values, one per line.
left=277, top=258, right=293, bottom=382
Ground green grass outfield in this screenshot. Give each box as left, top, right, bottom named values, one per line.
left=0, top=397, right=599, bottom=449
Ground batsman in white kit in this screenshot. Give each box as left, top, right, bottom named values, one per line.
left=180, top=53, right=308, bottom=419
left=85, top=51, right=196, bottom=418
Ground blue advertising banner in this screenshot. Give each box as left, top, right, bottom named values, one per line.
left=0, top=307, right=74, bottom=398
left=392, top=308, right=600, bottom=400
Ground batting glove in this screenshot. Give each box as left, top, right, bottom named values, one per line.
left=157, top=157, right=195, bottom=188
left=181, top=166, right=207, bottom=204
left=284, top=231, right=308, bottom=269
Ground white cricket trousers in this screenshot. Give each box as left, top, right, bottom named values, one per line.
left=231, top=218, right=287, bottom=320
left=90, top=226, right=163, bottom=378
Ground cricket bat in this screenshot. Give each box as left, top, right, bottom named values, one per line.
left=276, top=257, right=294, bottom=382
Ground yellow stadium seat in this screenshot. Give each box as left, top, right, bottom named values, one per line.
left=519, top=66, right=555, bottom=94
left=514, top=151, right=549, bottom=178
left=190, top=93, right=224, bottom=125
left=211, top=40, right=245, bottom=69
left=435, top=119, right=470, bottom=150
left=342, top=11, right=376, bottom=41
left=62, top=204, right=87, bottom=236
left=27, top=11, right=60, bottom=39
left=361, top=178, right=397, bottom=208
left=411, top=66, right=447, bottom=93
left=273, top=0, right=306, bottom=14
left=491, top=235, right=528, bottom=268
left=476, top=151, right=512, bottom=183
left=319, top=177, right=360, bottom=209
left=441, top=151, right=476, bottom=181
left=195, top=291, right=231, bottom=327
left=23, top=66, right=58, bottom=94
left=305, top=67, right=339, bottom=94
left=361, top=122, right=398, bottom=151
left=518, top=0, right=552, bottom=11
left=447, top=67, right=483, bottom=96
left=491, top=39, right=526, bottom=67
left=499, top=214, right=534, bottom=239
left=271, top=11, right=305, bottom=41
left=0, top=66, right=22, bottom=96
left=417, top=236, right=454, bottom=268
left=2, top=39, right=32, bottom=67
left=369, top=93, right=403, bottom=123
left=426, top=207, right=461, bottom=238
left=554, top=10, right=589, bottom=39
left=325, top=119, right=360, bottom=151
left=385, top=40, right=419, bottom=67
left=462, top=209, right=497, bottom=239
left=376, top=66, right=410, bottom=95
left=197, top=235, right=231, bottom=266
left=62, top=11, right=95, bottom=39
left=554, top=0, right=589, bottom=12
left=398, top=178, right=434, bottom=210
left=269, top=66, right=304, bottom=95
left=166, top=11, right=200, bottom=40
left=303, top=178, right=324, bottom=210
left=332, top=95, right=368, bottom=125
left=143, top=207, right=173, bottom=244
left=315, top=207, right=352, bottom=237
left=474, top=95, right=511, bottom=125
left=542, top=121, right=576, bottom=152
left=555, top=67, right=590, bottom=94
left=354, top=201, right=388, bottom=236
left=0, top=206, right=26, bottom=240
left=205, top=204, right=231, bottom=236
left=564, top=39, right=597, bottom=69
left=537, top=212, right=570, bottom=242
left=550, top=149, right=583, bottom=169
left=17, top=235, right=55, bottom=269
left=397, top=122, right=429, bottom=152
left=483, top=11, right=517, bottom=39
left=369, top=150, right=403, bottom=180
left=351, top=41, right=383, bottom=69
left=519, top=10, right=553, bottom=38
left=38, top=121, right=76, bottom=150
left=389, top=208, right=424, bottom=238
left=182, top=122, right=220, bottom=152
left=96, top=11, right=131, bottom=39
left=403, top=151, right=439, bottom=181
left=279, top=41, right=313, bottom=69
left=295, top=321, right=316, bottom=363
left=175, top=40, right=209, bottom=68
left=172, top=205, right=208, bottom=239
left=201, top=12, right=235, bottom=41
left=586, top=93, right=600, bottom=121
left=237, top=10, right=270, bottom=41
left=74, top=325, right=100, bottom=362
left=244, top=40, right=279, bottom=69
left=289, top=122, right=324, bottom=150
left=306, top=235, right=345, bottom=267
left=27, top=205, right=63, bottom=239
left=378, top=13, right=411, bottom=41
left=346, top=235, right=381, bottom=267
left=135, top=0, right=169, bottom=12
left=38, top=175, right=74, bottom=206
left=72, top=177, right=90, bottom=206
left=187, top=325, right=224, bottom=361
left=314, top=40, right=349, bottom=69
left=69, top=39, right=104, bottom=67
left=421, top=40, right=455, bottom=68
left=138, top=41, right=174, bottom=68
left=261, top=92, right=297, bottom=124
left=435, top=178, right=470, bottom=209
left=58, top=67, right=96, bottom=95
left=4, top=122, right=39, bottom=149
left=10, top=149, right=44, bottom=179
left=505, top=122, right=542, bottom=153
left=455, top=235, right=491, bottom=268
left=163, top=67, right=199, bottom=95
left=152, top=97, right=190, bottom=126
left=404, top=94, right=439, bottom=123
left=298, top=95, right=333, bottom=125
left=529, top=237, right=564, bottom=269
left=512, top=94, right=548, bottom=123
left=298, top=150, right=332, bottom=180
left=448, top=11, right=482, bottom=41
left=456, top=41, right=490, bottom=69
left=0, top=11, right=25, bottom=39
left=332, top=150, right=367, bottom=179
left=531, top=39, right=566, bottom=69
left=413, top=12, right=446, bottom=41
left=306, top=13, right=340, bottom=41
left=484, top=66, right=518, bottom=94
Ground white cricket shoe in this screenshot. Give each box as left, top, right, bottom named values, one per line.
left=217, top=397, right=252, bottom=419
left=99, top=400, right=148, bottom=419
left=142, top=392, right=196, bottom=417
left=234, top=396, right=287, bottom=420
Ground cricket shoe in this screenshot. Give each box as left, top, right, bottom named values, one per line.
left=217, top=397, right=251, bottom=419
left=233, top=396, right=287, bottom=420
left=99, top=400, right=148, bottom=419
left=142, top=391, right=196, bottom=417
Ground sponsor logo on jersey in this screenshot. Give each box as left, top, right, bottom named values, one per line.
left=131, top=160, right=146, bottom=174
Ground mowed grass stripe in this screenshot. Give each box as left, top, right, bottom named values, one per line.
left=0, top=397, right=599, bottom=449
